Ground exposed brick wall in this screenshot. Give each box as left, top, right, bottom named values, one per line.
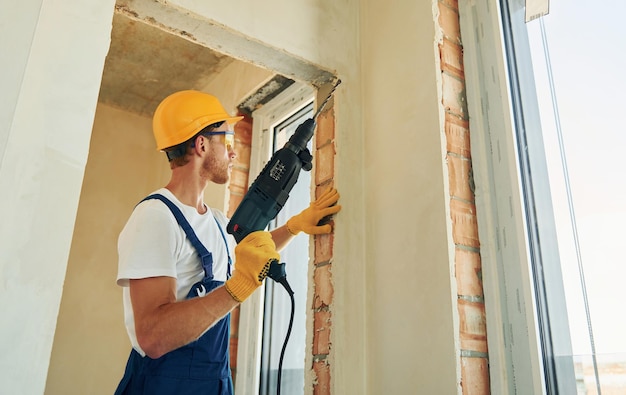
left=437, top=0, right=491, bottom=394
left=228, top=113, right=254, bottom=215
left=227, top=113, right=254, bottom=387
left=311, top=102, right=337, bottom=395
left=226, top=102, right=337, bottom=394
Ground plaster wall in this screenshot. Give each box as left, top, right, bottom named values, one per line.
left=1, top=0, right=459, bottom=393
left=361, top=1, right=457, bottom=393
left=44, top=104, right=171, bottom=394
left=0, top=1, right=115, bottom=394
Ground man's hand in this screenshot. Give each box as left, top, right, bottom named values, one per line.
left=286, top=188, right=342, bottom=235
left=225, top=231, right=280, bottom=302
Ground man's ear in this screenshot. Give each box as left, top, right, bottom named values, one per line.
left=194, top=135, right=207, bottom=154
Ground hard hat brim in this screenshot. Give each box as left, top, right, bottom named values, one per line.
left=157, top=114, right=243, bottom=151
left=153, top=90, right=244, bottom=151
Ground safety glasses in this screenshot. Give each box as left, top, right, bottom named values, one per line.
left=201, top=131, right=235, bottom=151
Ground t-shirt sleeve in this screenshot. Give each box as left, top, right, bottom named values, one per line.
left=116, top=201, right=180, bottom=287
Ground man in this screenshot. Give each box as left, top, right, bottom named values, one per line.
left=114, top=90, right=341, bottom=394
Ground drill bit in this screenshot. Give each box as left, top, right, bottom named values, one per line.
left=313, top=79, right=342, bottom=120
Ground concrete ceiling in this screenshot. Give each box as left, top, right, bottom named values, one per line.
left=97, top=12, right=292, bottom=118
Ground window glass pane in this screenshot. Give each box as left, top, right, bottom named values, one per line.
left=514, top=1, right=626, bottom=392
left=259, top=102, right=314, bottom=395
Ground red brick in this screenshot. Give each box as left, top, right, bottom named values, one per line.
left=313, top=360, right=331, bottom=395
left=227, top=191, right=243, bottom=215
left=314, top=232, right=334, bottom=264
left=458, top=299, right=488, bottom=353
left=440, top=38, right=464, bottom=79
left=439, top=0, right=459, bottom=11
left=455, top=248, right=483, bottom=297
left=230, top=306, right=240, bottom=336
left=438, top=2, right=461, bottom=44
left=315, top=183, right=334, bottom=199
left=441, top=72, right=467, bottom=119
left=234, top=114, right=253, bottom=145
left=315, top=108, right=335, bottom=148
left=445, top=113, right=471, bottom=157
left=313, top=310, right=331, bottom=355
left=313, top=264, right=334, bottom=309
left=315, top=143, right=336, bottom=185
left=460, top=356, right=490, bottom=395
left=229, top=182, right=246, bottom=195
left=234, top=143, right=251, bottom=170
left=447, top=154, right=475, bottom=202
left=450, top=199, right=480, bottom=248
left=229, top=168, right=249, bottom=190
left=229, top=336, right=239, bottom=368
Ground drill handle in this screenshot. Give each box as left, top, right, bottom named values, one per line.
left=298, top=148, right=313, bottom=171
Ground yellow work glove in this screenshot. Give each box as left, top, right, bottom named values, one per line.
left=225, top=231, right=280, bottom=302
left=286, top=188, right=342, bottom=235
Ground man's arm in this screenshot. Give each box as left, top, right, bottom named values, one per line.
left=270, top=225, right=295, bottom=252
left=130, top=277, right=237, bottom=359
left=131, top=230, right=280, bottom=359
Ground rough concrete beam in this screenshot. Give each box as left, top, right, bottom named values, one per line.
left=115, top=0, right=336, bottom=88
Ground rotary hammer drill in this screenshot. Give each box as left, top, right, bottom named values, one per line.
left=226, top=80, right=341, bottom=288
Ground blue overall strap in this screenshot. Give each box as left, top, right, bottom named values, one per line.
left=212, top=215, right=232, bottom=279
left=141, top=194, right=214, bottom=280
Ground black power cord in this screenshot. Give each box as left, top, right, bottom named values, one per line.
left=276, top=280, right=294, bottom=395
left=267, top=263, right=295, bottom=395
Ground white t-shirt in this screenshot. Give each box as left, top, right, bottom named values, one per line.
left=116, top=188, right=236, bottom=355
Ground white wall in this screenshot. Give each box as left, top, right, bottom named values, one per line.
left=1, top=0, right=460, bottom=393
left=361, top=1, right=457, bottom=393
left=0, top=1, right=115, bottom=394
left=45, top=104, right=171, bottom=394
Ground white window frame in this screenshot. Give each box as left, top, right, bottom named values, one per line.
left=458, top=1, right=574, bottom=393
left=235, top=82, right=314, bottom=395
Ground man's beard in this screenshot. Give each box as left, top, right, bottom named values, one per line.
left=201, top=154, right=230, bottom=185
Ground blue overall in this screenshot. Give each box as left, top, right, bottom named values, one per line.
left=115, top=194, right=234, bottom=395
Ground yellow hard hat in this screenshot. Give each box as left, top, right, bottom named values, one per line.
left=152, top=90, right=243, bottom=151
